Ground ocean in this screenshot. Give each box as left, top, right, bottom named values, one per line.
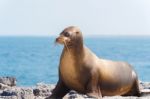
left=0, top=36, right=150, bottom=86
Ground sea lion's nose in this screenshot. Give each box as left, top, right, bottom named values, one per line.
left=56, top=36, right=63, bottom=42
left=56, top=37, right=59, bottom=42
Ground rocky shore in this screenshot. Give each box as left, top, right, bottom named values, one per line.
left=0, top=77, right=150, bottom=99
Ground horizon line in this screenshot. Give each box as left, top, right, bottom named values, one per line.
left=0, top=34, right=150, bottom=37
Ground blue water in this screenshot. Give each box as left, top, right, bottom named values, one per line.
left=0, top=36, right=150, bottom=86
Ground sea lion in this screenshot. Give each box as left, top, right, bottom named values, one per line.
left=46, top=26, right=140, bottom=99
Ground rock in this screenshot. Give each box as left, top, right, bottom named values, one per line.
left=0, top=96, right=18, bottom=99
left=1, top=89, right=17, bottom=96
left=0, top=79, right=150, bottom=99
left=141, top=89, right=150, bottom=97
left=33, top=88, right=40, bottom=96
left=18, top=87, right=34, bottom=99
left=103, top=96, right=142, bottom=99
left=33, top=83, right=54, bottom=97
left=68, top=90, right=78, bottom=99
left=0, top=83, right=10, bottom=90
left=0, top=87, right=34, bottom=99
left=0, top=77, right=16, bottom=86
left=34, top=96, right=45, bottom=99
left=142, top=82, right=150, bottom=89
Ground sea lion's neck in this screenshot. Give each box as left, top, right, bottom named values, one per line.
left=64, top=43, right=84, bottom=58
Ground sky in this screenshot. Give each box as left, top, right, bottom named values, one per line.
left=0, top=0, right=150, bottom=36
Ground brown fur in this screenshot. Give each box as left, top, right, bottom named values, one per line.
left=46, top=26, right=140, bottom=99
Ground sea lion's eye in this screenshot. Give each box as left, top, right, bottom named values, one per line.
left=64, top=32, right=70, bottom=37
left=76, top=32, right=79, bottom=34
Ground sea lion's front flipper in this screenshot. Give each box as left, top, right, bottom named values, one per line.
left=46, top=79, right=70, bottom=99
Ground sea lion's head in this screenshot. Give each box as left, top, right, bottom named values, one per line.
left=56, top=26, right=83, bottom=47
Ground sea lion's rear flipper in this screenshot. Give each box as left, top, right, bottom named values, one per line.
left=123, top=79, right=140, bottom=97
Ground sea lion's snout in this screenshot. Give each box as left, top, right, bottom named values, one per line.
left=55, top=35, right=71, bottom=45
left=55, top=36, right=64, bottom=44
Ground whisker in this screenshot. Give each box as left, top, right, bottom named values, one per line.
left=48, top=41, right=58, bottom=64
left=64, top=40, right=71, bottom=55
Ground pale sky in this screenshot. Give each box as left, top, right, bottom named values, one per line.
left=0, top=0, right=150, bottom=36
